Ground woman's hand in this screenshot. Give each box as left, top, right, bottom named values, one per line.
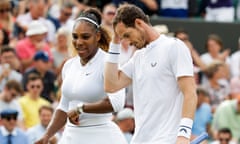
left=67, top=109, right=80, bottom=125
left=34, top=135, right=50, bottom=144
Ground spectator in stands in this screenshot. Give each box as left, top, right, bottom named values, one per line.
left=51, top=27, right=70, bottom=75
left=191, top=87, right=212, bottom=142
left=19, top=73, right=50, bottom=129
left=15, top=20, right=52, bottom=72
left=115, top=108, right=135, bottom=143
left=0, top=109, right=29, bottom=144
left=229, top=77, right=240, bottom=99
left=0, top=47, right=22, bottom=91
left=211, top=95, right=240, bottom=142
left=22, top=51, right=56, bottom=103
left=0, top=46, right=21, bottom=72
left=200, top=0, right=234, bottom=22
left=0, top=80, right=24, bottom=128
left=201, top=34, right=230, bottom=65
left=202, top=60, right=230, bottom=112
left=48, top=2, right=74, bottom=31
left=230, top=37, right=240, bottom=77
left=15, top=0, right=56, bottom=43
left=211, top=128, right=237, bottom=144
left=101, top=3, right=117, bottom=35
left=27, top=105, right=58, bottom=144
left=0, top=0, right=14, bottom=36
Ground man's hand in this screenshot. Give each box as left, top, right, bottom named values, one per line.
left=67, top=109, right=80, bottom=125
left=176, top=136, right=190, bottom=144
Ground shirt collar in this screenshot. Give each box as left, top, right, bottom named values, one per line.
left=1, top=126, right=17, bottom=136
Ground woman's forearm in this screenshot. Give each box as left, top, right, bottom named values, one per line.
left=45, top=109, right=67, bottom=138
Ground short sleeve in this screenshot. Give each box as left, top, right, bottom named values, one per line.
left=169, top=39, right=194, bottom=79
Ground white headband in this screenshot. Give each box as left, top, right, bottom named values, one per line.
left=76, top=17, right=100, bottom=28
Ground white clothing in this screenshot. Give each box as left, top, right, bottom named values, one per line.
left=205, top=7, right=234, bottom=22
left=200, top=52, right=230, bottom=65
left=57, top=49, right=127, bottom=144
left=16, top=13, right=56, bottom=43
left=59, top=121, right=127, bottom=144
left=120, top=35, right=194, bottom=144
left=27, top=124, right=60, bottom=144
left=0, top=99, right=23, bottom=121
left=0, top=65, right=22, bottom=92
left=161, top=0, right=188, bottom=9
left=230, top=50, right=240, bottom=77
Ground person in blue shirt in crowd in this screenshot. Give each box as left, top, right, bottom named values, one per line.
left=0, top=109, right=29, bottom=144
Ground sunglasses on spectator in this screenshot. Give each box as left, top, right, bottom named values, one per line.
left=2, top=115, right=17, bottom=121
left=0, top=8, right=11, bottom=13
left=219, top=138, right=230, bottom=142
left=30, top=85, right=41, bottom=89
left=10, top=92, right=18, bottom=98
left=106, top=11, right=115, bottom=16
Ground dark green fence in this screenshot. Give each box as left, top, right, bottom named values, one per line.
left=150, top=16, right=240, bottom=54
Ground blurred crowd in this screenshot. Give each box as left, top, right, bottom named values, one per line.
left=0, top=0, right=240, bottom=144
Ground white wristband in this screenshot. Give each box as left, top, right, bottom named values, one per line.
left=177, top=118, right=193, bottom=139
left=106, top=42, right=120, bottom=63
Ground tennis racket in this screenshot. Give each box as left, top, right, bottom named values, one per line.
left=190, top=132, right=209, bottom=144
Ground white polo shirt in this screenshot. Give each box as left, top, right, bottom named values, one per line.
left=120, top=35, right=193, bottom=144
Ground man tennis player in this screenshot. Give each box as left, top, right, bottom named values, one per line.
left=104, top=4, right=197, bottom=144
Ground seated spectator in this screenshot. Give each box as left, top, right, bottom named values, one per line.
left=15, top=0, right=56, bottom=43
left=22, top=51, right=56, bottom=103
left=191, top=87, right=212, bottom=142
left=229, top=77, right=240, bottom=99
left=0, top=47, right=22, bottom=91
left=211, top=128, right=237, bottom=144
left=200, top=34, right=230, bottom=65
left=115, top=108, right=135, bottom=143
left=202, top=60, right=230, bottom=111
left=0, top=46, right=21, bottom=72
left=0, top=80, right=24, bottom=128
left=0, top=0, right=14, bottom=36
left=51, top=27, right=70, bottom=76
left=52, top=2, right=74, bottom=31
left=211, top=95, right=240, bottom=142
left=230, top=37, right=240, bottom=78
left=15, top=20, right=53, bottom=72
left=101, top=3, right=117, bottom=35
left=27, top=105, right=58, bottom=144
left=19, top=73, right=50, bottom=129
left=0, top=109, right=29, bottom=144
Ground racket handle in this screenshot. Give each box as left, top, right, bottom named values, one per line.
left=190, top=132, right=209, bottom=144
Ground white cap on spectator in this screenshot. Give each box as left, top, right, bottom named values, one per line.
left=26, top=20, right=48, bottom=36
left=116, top=108, right=134, bottom=121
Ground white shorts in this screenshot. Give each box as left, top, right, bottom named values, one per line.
left=59, top=121, right=128, bottom=144
left=205, top=7, right=234, bottom=22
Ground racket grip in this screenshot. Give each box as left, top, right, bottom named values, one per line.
left=190, top=132, right=209, bottom=144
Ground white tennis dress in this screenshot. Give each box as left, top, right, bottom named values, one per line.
left=57, top=49, right=127, bottom=144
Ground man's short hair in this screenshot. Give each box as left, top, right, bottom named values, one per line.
left=5, top=80, right=23, bottom=94
left=0, top=46, right=16, bottom=55
left=113, top=4, right=150, bottom=28
left=26, top=73, right=42, bottom=84
left=39, top=105, right=54, bottom=114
